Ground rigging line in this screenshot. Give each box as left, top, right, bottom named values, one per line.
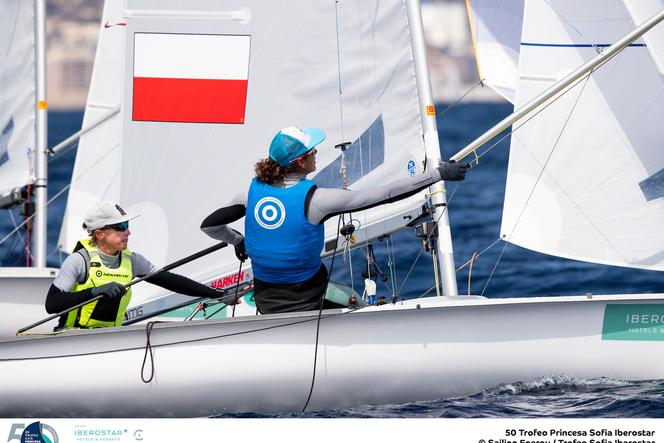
left=396, top=243, right=425, bottom=296
left=479, top=237, right=509, bottom=296
left=0, top=141, right=119, bottom=248
left=471, top=70, right=595, bottom=165
left=455, top=237, right=503, bottom=272
left=301, top=215, right=343, bottom=413
left=5, top=306, right=373, bottom=362
left=416, top=284, right=436, bottom=299
left=7, top=210, right=26, bottom=246
left=386, top=234, right=398, bottom=294
left=334, top=0, right=345, bottom=142
left=542, top=0, right=601, bottom=54
left=438, top=79, right=486, bottom=118
left=481, top=74, right=593, bottom=296
left=395, top=183, right=460, bottom=295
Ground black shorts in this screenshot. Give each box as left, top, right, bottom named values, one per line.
left=253, top=264, right=346, bottom=314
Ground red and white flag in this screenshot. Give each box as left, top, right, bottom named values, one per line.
left=132, top=33, right=250, bottom=124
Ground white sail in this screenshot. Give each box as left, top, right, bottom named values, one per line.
left=57, top=0, right=125, bottom=252
left=501, top=0, right=664, bottom=270
left=623, top=0, right=664, bottom=74
left=0, top=0, right=35, bottom=195
left=466, top=0, right=524, bottom=103
left=120, top=0, right=428, bottom=302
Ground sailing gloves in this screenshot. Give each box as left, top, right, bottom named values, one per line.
left=234, top=238, right=248, bottom=262
left=438, top=160, right=470, bottom=181
left=90, top=282, right=127, bottom=300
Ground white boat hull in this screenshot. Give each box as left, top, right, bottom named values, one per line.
left=1, top=294, right=663, bottom=417
left=0, top=267, right=58, bottom=334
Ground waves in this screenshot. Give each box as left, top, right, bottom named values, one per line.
left=211, top=376, right=664, bottom=418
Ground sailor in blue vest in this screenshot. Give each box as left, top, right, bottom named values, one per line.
left=201, top=126, right=469, bottom=314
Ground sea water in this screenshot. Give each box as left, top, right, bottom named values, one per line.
left=1, top=104, right=663, bottom=418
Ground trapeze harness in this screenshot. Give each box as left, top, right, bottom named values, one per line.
left=62, top=239, right=133, bottom=328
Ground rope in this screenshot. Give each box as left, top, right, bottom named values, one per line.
left=431, top=247, right=441, bottom=297
left=467, top=251, right=478, bottom=296
left=396, top=243, right=425, bottom=296
left=416, top=284, right=436, bottom=299
left=334, top=0, right=345, bottom=143
left=455, top=237, right=502, bottom=272
left=141, top=321, right=166, bottom=383
left=0, top=141, right=119, bottom=248
left=301, top=216, right=343, bottom=413
left=386, top=235, right=397, bottom=295
left=231, top=261, right=243, bottom=318
left=438, top=79, right=486, bottom=118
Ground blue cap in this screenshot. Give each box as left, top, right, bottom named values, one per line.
left=268, top=126, right=326, bottom=167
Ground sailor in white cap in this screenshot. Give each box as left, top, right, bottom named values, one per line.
left=45, top=201, right=235, bottom=329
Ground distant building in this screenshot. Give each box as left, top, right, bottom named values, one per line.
left=45, top=0, right=501, bottom=109
left=46, top=13, right=99, bottom=109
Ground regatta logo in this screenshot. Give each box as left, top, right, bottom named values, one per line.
left=602, top=304, right=664, bottom=341
left=73, top=427, right=127, bottom=442
left=6, top=422, right=58, bottom=443
left=254, top=197, right=286, bottom=229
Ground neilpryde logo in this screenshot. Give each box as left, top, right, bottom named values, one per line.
left=407, top=159, right=416, bottom=177
left=6, top=422, right=58, bottom=443
left=254, top=196, right=286, bottom=229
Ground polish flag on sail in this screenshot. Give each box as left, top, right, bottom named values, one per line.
left=132, top=33, right=250, bottom=124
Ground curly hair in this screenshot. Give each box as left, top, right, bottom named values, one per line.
left=254, top=157, right=297, bottom=184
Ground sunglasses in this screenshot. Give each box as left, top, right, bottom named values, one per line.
left=103, top=221, right=129, bottom=232
left=294, top=148, right=317, bottom=162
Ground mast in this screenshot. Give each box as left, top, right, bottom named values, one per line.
left=32, top=0, right=48, bottom=267
left=405, top=0, right=459, bottom=297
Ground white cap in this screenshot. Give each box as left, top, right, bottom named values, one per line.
left=82, top=201, right=139, bottom=232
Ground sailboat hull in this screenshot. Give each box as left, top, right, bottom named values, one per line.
left=1, top=293, right=663, bottom=417
left=0, top=267, right=58, bottom=334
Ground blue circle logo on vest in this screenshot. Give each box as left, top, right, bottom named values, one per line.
left=254, top=197, right=286, bottom=229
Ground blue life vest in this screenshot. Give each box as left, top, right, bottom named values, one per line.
left=245, top=178, right=324, bottom=284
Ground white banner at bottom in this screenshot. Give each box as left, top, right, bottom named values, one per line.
left=0, top=418, right=663, bottom=443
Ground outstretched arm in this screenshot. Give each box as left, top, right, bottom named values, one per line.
left=145, top=271, right=234, bottom=301
left=308, top=162, right=468, bottom=224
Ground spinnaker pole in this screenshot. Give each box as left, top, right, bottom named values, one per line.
left=32, top=0, right=48, bottom=267
left=406, top=0, right=459, bottom=297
